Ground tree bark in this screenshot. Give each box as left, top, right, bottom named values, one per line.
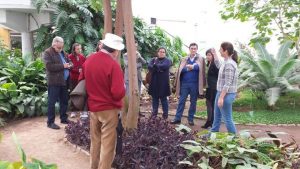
left=102, top=0, right=112, bottom=35
left=122, top=0, right=139, bottom=129
left=114, top=0, right=124, bottom=37
left=296, top=31, right=300, bottom=59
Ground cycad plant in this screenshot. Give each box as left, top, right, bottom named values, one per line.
left=239, top=41, right=300, bottom=107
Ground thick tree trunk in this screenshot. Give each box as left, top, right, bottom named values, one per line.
left=296, top=32, right=300, bottom=59
left=114, top=0, right=124, bottom=37
left=102, top=0, right=112, bottom=35
left=122, top=0, right=139, bottom=129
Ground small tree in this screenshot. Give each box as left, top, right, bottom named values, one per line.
left=239, top=41, right=300, bottom=107
left=219, top=0, right=300, bottom=57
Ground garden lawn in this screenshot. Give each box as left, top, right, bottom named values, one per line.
left=196, top=90, right=300, bottom=124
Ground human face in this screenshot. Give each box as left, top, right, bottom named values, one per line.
left=75, top=45, right=82, bottom=54
left=157, top=48, right=166, bottom=58
left=219, top=47, right=226, bottom=58
left=54, top=42, right=64, bottom=52
left=189, top=45, right=198, bottom=56
left=206, top=52, right=213, bottom=62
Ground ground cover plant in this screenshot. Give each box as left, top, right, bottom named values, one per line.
left=180, top=131, right=300, bottom=169
left=65, top=117, right=195, bottom=169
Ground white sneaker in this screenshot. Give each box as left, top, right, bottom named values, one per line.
left=70, top=112, right=76, bottom=118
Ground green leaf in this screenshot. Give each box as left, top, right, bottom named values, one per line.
left=178, top=160, right=193, bottom=166
left=222, top=157, right=228, bottom=168
left=175, top=124, right=191, bottom=133
left=12, top=132, right=27, bottom=163
left=180, top=144, right=202, bottom=154
left=16, top=104, right=25, bottom=114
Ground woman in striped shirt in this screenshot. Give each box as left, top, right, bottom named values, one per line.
left=210, top=42, right=238, bottom=134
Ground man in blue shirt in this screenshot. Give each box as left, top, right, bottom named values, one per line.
left=172, top=43, right=206, bottom=126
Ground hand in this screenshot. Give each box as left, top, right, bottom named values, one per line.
left=79, top=68, right=82, bottom=73
left=218, top=97, right=224, bottom=108
left=63, top=63, right=70, bottom=68
left=211, top=48, right=217, bottom=58
left=186, top=64, right=193, bottom=71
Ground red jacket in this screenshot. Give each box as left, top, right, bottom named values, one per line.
left=68, top=53, right=86, bottom=81
left=79, top=51, right=125, bottom=112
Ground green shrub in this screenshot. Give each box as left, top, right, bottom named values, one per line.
left=0, top=46, right=47, bottom=119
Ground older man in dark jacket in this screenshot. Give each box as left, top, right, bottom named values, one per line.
left=43, top=36, right=72, bottom=130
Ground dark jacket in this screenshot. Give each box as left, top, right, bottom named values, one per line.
left=43, top=47, right=70, bottom=86
left=206, top=62, right=219, bottom=89
left=205, top=62, right=219, bottom=100
left=148, top=57, right=172, bottom=98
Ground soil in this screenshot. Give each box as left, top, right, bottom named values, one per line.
left=0, top=98, right=299, bottom=169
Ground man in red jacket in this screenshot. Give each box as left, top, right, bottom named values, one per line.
left=79, top=33, right=125, bottom=169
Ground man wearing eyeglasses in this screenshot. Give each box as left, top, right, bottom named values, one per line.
left=171, top=43, right=206, bottom=126
left=43, top=36, right=72, bottom=130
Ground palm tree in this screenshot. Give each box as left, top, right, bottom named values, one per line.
left=239, top=41, right=300, bottom=107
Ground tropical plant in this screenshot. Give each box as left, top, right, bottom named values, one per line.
left=0, top=132, right=57, bottom=169
left=32, top=1, right=185, bottom=65
left=0, top=47, right=47, bottom=118
left=238, top=41, right=300, bottom=107
left=219, top=0, right=300, bottom=56
left=180, top=130, right=300, bottom=168
left=33, top=0, right=103, bottom=55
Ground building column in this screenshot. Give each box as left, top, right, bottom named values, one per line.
left=21, top=32, right=33, bottom=56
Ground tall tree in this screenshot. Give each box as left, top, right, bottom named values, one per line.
left=122, top=0, right=139, bottom=129
left=219, top=0, right=300, bottom=57
left=102, top=0, right=112, bottom=34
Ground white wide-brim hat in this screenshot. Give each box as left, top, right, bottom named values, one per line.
left=101, top=33, right=125, bottom=50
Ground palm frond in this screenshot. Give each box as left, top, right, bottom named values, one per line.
left=254, top=43, right=272, bottom=62
left=275, top=41, right=293, bottom=72
left=265, top=87, right=280, bottom=106
left=32, top=0, right=51, bottom=13
left=257, top=60, right=274, bottom=79
left=278, top=59, right=297, bottom=77
left=77, top=5, right=93, bottom=18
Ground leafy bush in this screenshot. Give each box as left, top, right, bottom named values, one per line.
left=0, top=132, right=57, bottom=169
left=180, top=131, right=300, bottom=169
left=65, top=117, right=195, bottom=169
left=0, top=46, right=47, bottom=119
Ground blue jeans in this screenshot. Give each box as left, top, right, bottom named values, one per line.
left=47, top=85, right=68, bottom=125
left=211, top=91, right=237, bottom=134
left=152, top=96, right=168, bottom=118
left=174, top=82, right=198, bottom=122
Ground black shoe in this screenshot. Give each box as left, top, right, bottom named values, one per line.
left=47, top=123, right=60, bottom=130
left=170, top=120, right=181, bottom=124
left=61, top=119, right=71, bottom=124
left=188, top=121, right=194, bottom=126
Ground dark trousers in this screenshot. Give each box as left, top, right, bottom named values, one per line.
left=47, top=85, right=68, bottom=125
left=152, top=96, right=169, bottom=119
left=204, top=88, right=217, bottom=127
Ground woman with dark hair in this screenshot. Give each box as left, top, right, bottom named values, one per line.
left=202, top=49, right=219, bottom=129
left=210, top=42, right=238, bottom=134
left=148, top=47, right=172, bottom=119
left=68, top=43, right=86, bottom=117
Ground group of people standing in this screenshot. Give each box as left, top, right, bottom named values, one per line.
left=43, top=33, right=239, bottom=169
left=147, top=42, right=239, bottom=135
